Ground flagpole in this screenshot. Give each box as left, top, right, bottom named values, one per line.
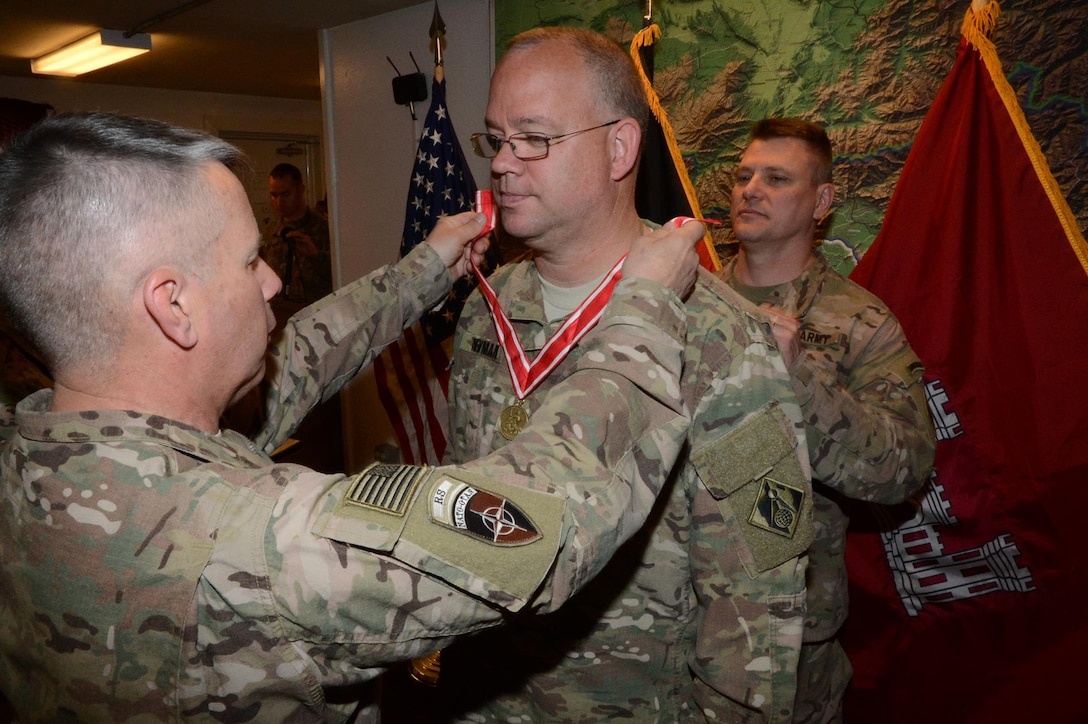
left=430, top=0, right=445, bottom=82
left=405, top=0, right=448, bottom=691
left=629, top=20, right=722, bottom=270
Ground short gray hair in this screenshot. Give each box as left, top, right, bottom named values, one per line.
left=0, top=112, right=247, bottom=373
left=504, top=27, right=649, bottom=137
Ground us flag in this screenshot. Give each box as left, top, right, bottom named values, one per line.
left=374, top=65, right=494, bottom=465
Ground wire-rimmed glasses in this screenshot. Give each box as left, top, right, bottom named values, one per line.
left=470, top=119, right=621, bottom=161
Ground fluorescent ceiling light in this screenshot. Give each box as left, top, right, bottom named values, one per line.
left=31, top=29, right=151, bottom=77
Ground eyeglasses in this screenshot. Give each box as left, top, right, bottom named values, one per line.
left=470, top=120, right=621, bottom=161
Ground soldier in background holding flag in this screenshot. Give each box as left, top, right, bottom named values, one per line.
left=719, top=117, right=936, bottom=722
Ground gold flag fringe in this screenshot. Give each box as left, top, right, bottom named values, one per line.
left=630, top=24, right=722, bottom=271
left=962, top=0, right=1088, bottom=276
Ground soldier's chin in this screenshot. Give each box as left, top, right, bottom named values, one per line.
left=231, top=363, right=267, bottom=405
left=495, top=214, right=538, bottom=244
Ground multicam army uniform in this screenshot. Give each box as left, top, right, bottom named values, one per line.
left=720, top=253, right=936, bottom=722
left=0, top=243, right=693, bottom=723
left=442, top=257, right=816, bottom=722
left=262, top=207, right=334, bottom=306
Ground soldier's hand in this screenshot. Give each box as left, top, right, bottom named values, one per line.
left=622, top=219, right=704, bottom=299
left=285, top=231, right=318, bottom=258
left=759, top=304, right=802, bottom=364
left=425, top=212, right=492, bottom=281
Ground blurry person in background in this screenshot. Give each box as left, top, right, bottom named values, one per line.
left=263, top=162, right=333, bottom=313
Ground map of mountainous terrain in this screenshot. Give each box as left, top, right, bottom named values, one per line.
left=497, top=0, right=1087, bottom=273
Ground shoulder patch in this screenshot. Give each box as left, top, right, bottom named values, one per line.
left=906, top=359, right=926, bottom=383
left=430, top=478, right=541, bottom=546
left=748, top=473, right=805, bottom=538
left=345, top=463, right=428, bottom=516
left=690, top=401, right=814, bottom=575
left=884, top=355, right=927, bottom=387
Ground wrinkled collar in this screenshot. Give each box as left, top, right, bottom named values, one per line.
left=724, top=253, right=830, bottom=319
left=15, top=389, right=270, bottom=468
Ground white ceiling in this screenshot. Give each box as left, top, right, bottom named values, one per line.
left=0, top=0, right=427, bottom=100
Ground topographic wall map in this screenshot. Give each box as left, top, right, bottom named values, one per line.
left=495, top=0, right=1087, bottom=274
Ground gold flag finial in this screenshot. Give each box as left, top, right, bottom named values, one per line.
left=408, top=649, right=442, bottom=686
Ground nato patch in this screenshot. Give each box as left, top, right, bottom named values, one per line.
left=748, top=474, right=805, bottom=538
left=344, top=464, right=427, bottom=517
left=430, top=478, right=541, bottom=545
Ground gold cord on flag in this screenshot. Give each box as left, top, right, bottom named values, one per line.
left=629, top=24, right=721, bottom=271
left=961, top=0, right=1088, bottom=276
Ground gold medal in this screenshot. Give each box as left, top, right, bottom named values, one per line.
left=499, top=400, right=529, bottom=440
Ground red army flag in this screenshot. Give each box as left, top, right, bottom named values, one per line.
left=843, top=1, right=1088, bottom=721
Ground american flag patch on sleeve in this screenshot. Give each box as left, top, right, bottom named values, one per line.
left=345, top=463, right=429, bottom=516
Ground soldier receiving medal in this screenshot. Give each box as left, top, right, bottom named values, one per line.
left=433, top=26, right=816, bottom=723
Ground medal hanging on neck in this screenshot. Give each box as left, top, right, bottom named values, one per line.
left=471, top=191, right=626, bottom=440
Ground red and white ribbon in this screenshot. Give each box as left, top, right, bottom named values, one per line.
left=472, top=190, right=624, bottom=399
left=471, top=254, right=624, bottom=399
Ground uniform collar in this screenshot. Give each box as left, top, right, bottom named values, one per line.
left=15, top=389, right=270, bottom=469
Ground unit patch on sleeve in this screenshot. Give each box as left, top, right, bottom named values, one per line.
left=748, top=473, right=805, bottom=539
left=430, top=478, right=541, bottom=546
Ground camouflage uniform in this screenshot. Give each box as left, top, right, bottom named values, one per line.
left=720, top=253, right=935, bottom=722
left=0, top=243, right=694, bottom=723
left=262, top=208, right=334, bottom=306
left=442, top=254, right=815, bottom=722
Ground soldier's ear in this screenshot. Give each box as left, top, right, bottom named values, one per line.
left=814, top=182, right=835, bottom=223
left=610, top=118, right=642, bottom=181
left=143, top=268, right=198, bottom=350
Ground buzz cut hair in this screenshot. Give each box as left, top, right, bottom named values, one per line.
left=269, top=162, right=303, bottom=184
left=0, top=112, right=247, bottom=374
left=750, top=117, right=833, bottom=184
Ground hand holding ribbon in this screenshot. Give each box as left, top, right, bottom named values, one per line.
left=622, top=217, right=715, bottom=300
left=424, top=210, right=493, bottom=282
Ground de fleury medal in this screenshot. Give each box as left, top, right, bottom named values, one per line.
left=498, top=399, right=530, bottom=440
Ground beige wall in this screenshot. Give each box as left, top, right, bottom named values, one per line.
left=322, top=0, right=493, bottom=472
left=0, top=74, right=322, bottom=138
